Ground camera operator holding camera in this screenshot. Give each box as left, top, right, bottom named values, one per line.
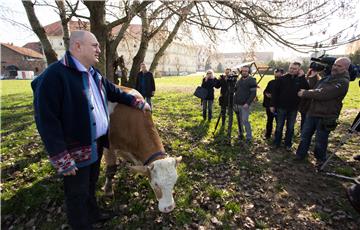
left=295, top=57, right=351, bottom=169
left=270, top=62, right=309, bottom=150
left=296, top=57, right=351, bottom=169
left=234, top=66, right=257, bottom=143
left=215, top=68, right=232, bottom=126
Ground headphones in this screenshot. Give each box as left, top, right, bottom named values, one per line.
left=239, top=65, right=251, bottom=74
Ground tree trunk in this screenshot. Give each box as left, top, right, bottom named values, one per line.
left=128, top=9, right=149, bottom=87
left=128, top=40, right=149, bottom=87
left=22, top=1, right=58, bottom=64
left=56, top=0, right=70, bottom=50
left=149, top=3, right=194, bottom=73
left=118, top=55, right=128, bottom=85
left=149, top=17, right=185, bottom=73
left=84, top=1, right=108, bottom=77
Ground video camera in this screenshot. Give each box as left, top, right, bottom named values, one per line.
left=310, top=55, right=360, bottom=81
left=220, top=72, right=238, bottom=83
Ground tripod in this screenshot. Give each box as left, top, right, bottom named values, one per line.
left=319, top=112, right=360, bottom=171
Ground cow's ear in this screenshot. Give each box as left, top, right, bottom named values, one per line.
left=175, top=156, right=182, bottom=167
left=129, top=165, right=151, bottom=177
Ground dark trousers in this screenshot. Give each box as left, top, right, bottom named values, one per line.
left=296, top=116, right=330, bottom=162
left=63, top=138, right=105, bottom=230
left=300, top=112, right=307, bottom=131
left=202, top=99, right=213, bottom=120
left=265, top=107, right=275, bottom=138
left=221, top=105, right=227, bottom=125
left=273, top=108, right=297, bottom=148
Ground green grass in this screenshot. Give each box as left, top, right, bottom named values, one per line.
left=1, top=77, right=360, bottom=228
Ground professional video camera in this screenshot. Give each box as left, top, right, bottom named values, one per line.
left=219, top=72, right=239, bottom=83
left=310, top=55, right=360, bottom=81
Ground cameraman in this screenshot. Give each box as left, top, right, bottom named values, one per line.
left=234, top=66, right=257, bottom=143
left=215, top=68, right=231, bottom=126
left=270, top=62, right=309, bottom=150
left=296, top=57, right=351, bottom=169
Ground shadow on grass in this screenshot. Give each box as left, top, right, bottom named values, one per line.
left=1, top=150, right=46, bottom=182
left=1, top=176, right=65, bottom=229
left=184, top=119, right=211, bottom=141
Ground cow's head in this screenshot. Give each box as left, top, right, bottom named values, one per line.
left=130, top=156, right=182, bottom=213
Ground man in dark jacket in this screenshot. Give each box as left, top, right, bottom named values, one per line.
left=234, top=66, right=257, bottom=142
left=32, top=31, right=150, bottom=229
left=298, top=69, right=321, bottom=130
left=296, top=57, right=351, bottom=169
left=262, top=68, right=284, bottom=139
left=270, top=62, right=308, bottom=150
left=215, top=68, right=231, bottom=126
left=135, top=63, right=155, bottom=108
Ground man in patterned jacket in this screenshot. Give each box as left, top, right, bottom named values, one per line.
left=32, top=30, right=150, bottom=229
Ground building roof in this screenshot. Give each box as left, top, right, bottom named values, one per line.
left=44, top=20, right=90, bottom=36
left=23, top=42, right=43, bottom=54
left=1, top=43, right=44, bottom=59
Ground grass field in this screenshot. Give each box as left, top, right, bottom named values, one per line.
left=1, top=76, right=359, bottom=229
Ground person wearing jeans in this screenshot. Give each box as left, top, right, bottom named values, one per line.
left=201, top=69, right=217, bottom=120
left=296, top=116, right=330, bottom=162
left=234, top=66, right=257, bottom=142
left=270, top=62, right=309, bottom=150
left=296, top=57, right=351, bottom=169
left=273, top=108, right=297, bottom=148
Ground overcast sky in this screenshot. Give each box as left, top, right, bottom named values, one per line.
left=1, top=0, right=358, bottom=61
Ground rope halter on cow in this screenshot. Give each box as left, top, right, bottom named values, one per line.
left=143, top=151, right=167, bottom=166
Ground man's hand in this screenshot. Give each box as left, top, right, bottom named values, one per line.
left=63, top=167, right=78, bottom=176
left=298, top=89, right=305, bottom=97
left=243, top=103, right=249, bottom=109
left=270, top=107, right=275, bottom=113
left=298, top=69, right=305, bottom=76
left=265, top=93, right=271, bottom=98
left=308, top=70, right=318, bottom=78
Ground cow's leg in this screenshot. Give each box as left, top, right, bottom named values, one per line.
left=102, top=148, right=117, bottom=196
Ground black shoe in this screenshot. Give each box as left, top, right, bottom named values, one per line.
left=346, top=184, right=360, bottom=214
left=293, top=155, right=306, bottom=162
left=91, top=209, right=116, bottom=224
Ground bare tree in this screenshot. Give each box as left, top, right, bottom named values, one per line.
left=22, top=1, right=58, bottom=64
left=149, top=2, right=195, bottom=73
left=128, top=2, right=176, bottom=86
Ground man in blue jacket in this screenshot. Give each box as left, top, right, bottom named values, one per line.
left=32, top=30, right=150, bottom=229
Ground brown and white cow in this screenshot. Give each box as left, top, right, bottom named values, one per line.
left=103, top=86, right=181, bottom=213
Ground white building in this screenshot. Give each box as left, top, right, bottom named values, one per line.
left=44, top=20, right=199, bottom=76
